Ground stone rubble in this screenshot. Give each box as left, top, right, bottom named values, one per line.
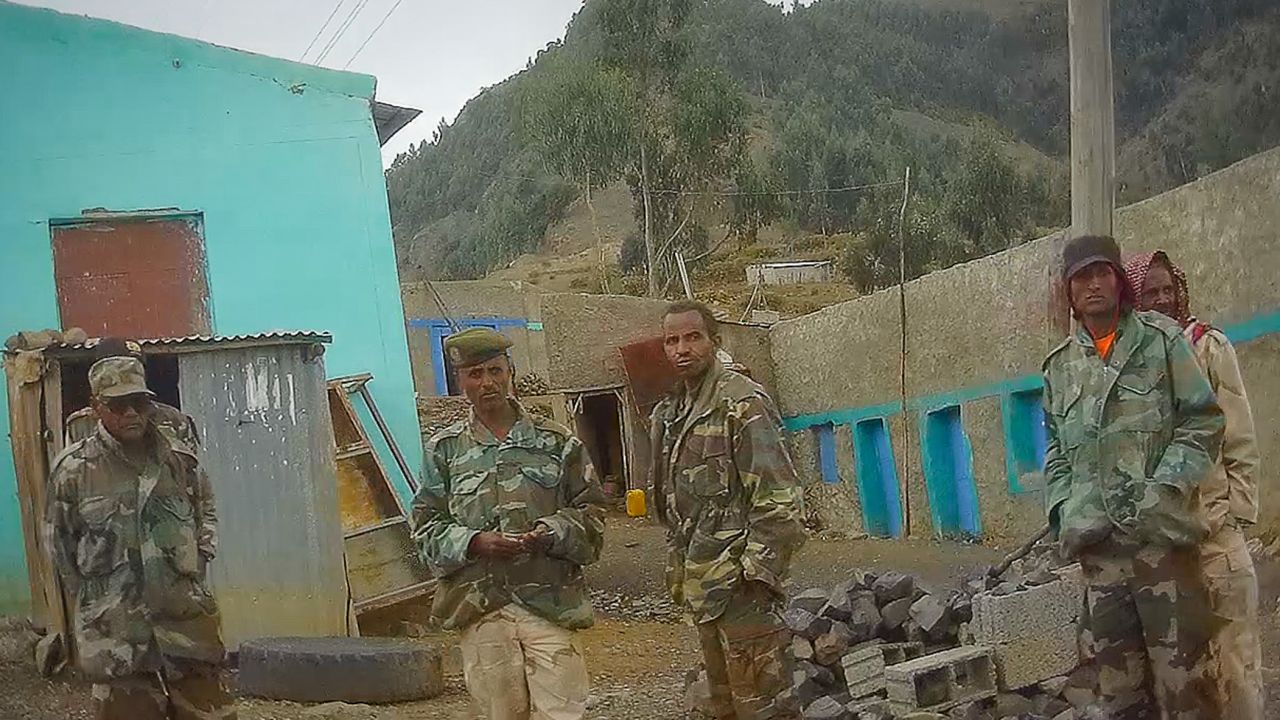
left=684, top=539, right=1101, bottom=720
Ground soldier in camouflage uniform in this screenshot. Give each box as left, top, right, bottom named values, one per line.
left=411, top=327, right=606, bottom=720
left=650, top=300, right=805, bottom=720
left=1126, top=250, right=1264, bottom=719
left=1043, top=235, right=1224, bottom=719
left=46, top=356, right=231, bottom=720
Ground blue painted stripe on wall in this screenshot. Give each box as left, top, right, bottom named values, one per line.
left=1226, top=308, right=1280, bottom=345
left=784, top=306, right=1279, bottom=431
left=407, top=317, right=527, bottom=330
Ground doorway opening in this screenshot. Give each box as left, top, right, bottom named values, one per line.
left=59, top=351, right=182, bottom=423
left=573, top=391, right=628, bottom=497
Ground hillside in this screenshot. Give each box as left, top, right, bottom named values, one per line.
left=386, top=0, right=1280, bottom=316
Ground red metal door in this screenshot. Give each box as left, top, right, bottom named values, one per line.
left=619, top=336, right=675, bottom=416
left=51, top=216, right=211, bottom=338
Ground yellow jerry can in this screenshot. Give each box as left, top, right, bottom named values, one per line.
left=625, top=489, right=647, bottom=517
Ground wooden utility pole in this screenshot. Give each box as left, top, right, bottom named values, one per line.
left=1068, top=0, right=1115, bottom=238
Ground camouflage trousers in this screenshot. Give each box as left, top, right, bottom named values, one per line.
left=458, top=602, right=589, bottom=720
left=695, top=583, right=799, bottom=720
left=1079, top=534, right=1217, bottom=720
left=91, top=663, right=235, bottom=720
left=1200, top=524, right=1263, bottom=719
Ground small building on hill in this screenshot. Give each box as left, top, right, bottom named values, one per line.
left=746, top=260, right=836, bottom=285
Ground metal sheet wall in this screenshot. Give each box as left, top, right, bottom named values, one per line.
left=178, top=345, right=348, bottom=645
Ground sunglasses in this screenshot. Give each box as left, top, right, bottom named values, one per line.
left=103, top=395, right=154, bottom=414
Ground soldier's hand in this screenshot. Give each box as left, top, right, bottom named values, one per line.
left=468, top=531, right=527, bottom=559
left=520, top=525, right=554, bottom=554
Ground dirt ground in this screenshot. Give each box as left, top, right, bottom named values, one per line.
left=4, top=515, right=1280, bottom=719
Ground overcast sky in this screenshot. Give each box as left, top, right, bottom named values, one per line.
left=17, top=0, right=798, bottom=167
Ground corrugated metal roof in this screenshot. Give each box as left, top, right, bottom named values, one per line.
left=749, top=260, right=833, bottom=269
left=42, top=331, right=331, bottom=357
left=372, top=101, right=422, bottom=146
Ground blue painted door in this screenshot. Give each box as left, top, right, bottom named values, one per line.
left=853, top=419, right=903, bottom=538
left=922, top=406, right=981, bottom=538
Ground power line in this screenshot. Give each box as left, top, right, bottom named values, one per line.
left=315, top=0, right=375, bottom=64
left=473, top=170, right=904, bottom=197
left=343, top=0, right=408, bottom=69
left=299, top=0, right=348, bottom=62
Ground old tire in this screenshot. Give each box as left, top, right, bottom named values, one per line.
left=237, top=637, right=443, bottom=703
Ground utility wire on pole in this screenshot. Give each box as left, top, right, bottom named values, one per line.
left=895, top=166, right=913, bottom=537
left=425, top=279, right=460, bottom=334
left=344, top=0, right=408, bottom=69
left=299, top=0, right=347, bottom=62
left=315, top=0, right=375, bottom=65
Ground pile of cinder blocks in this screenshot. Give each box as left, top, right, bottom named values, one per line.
left=681, top=555, right=1092, bottom=719
left=885, top=646, right=998, bottom=715
left=970, top=564, right=1084, bottom=691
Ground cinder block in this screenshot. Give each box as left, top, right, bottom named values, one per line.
left=885, top=646, right=996, bottom=714
left=972, top=579, right=1078, bottom=645
left=1053, top=563, right=1086, bottom=610
left=988, top=622, right=1079, bottom=690
left=841, top=641, right=886, bottom=698
left=880, top=641, right=924, bottom=665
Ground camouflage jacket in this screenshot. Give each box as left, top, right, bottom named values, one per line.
left=1042, top=310, right=1224, bottom=557
left=1186, top=322, right=1260, bottom=533
left=650, top=360, right=806, bottom=624
left=46, top=425, right=224, bottom=681
left=411, top=402, right=606, bottom=632
left=64, top=405, right=214, bottom=558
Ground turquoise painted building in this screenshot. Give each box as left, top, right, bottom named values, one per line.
left=0, top=2, right=422, bottom=615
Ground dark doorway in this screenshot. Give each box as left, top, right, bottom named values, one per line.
left=575, top=392, right=627, bottom=492
left=60, top=353, right=183, bottom=422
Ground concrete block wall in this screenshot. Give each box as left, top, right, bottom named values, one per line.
left=771, top=147, right=1280, bottom=544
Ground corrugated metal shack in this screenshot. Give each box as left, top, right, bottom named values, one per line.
left=745, top=260, right=836, bottom=285
left=4, top=332, right=351, bottom=649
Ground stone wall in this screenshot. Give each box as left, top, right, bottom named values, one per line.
left=772, top=147, right=1280, bottom=544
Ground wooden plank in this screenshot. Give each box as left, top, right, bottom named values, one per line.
left=336, top=444, right=371, bottom=461
left=1068, top=0, right=1115, bottom=239
left=330, top=383, right=407, bottom=516
left=7, top=357, right=51, bottom=628
left=335, top=454, right=400, bottom=532
left=354, top=580, right=435, bottom=615
left=354, top=384, right=417, bottom=493
left=343, top=522, right=432, bottom=606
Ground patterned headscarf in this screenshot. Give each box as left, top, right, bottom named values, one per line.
left=1123, top=251, right=1191, bottom=326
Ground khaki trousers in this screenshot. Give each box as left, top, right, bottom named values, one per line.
left=92, top=665, right=235, bottom=720
left=459, top=603, right=589, bottom=720
left=695, top=583, right=799, bottom=720
left=1201, top=524, right=1264, bottom=719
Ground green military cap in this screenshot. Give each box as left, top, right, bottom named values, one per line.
left=89, top=356, right=155, bottom=398
left=444, top=327, right=513, bottom=368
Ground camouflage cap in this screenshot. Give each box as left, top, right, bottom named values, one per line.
left=89, top=356, right=155, bottom=399
left=444, top=327, right=513, bottom=368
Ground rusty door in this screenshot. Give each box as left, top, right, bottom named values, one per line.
left=51, top=216, right=211, bottom=338
left=619, top=336, right=675, bottom=416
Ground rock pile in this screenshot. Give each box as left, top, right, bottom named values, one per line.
left=515, top=373, right=551, bottom=396
left=708, top=559, right=1100, bottom=719
left=416, top=396, right=470, bottom=437
left=783, top=570, right=974, bottom=717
